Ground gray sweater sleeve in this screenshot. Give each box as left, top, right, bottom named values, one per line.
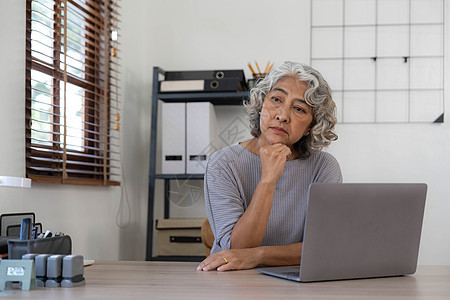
left=204, top=152, right=244, bottom=253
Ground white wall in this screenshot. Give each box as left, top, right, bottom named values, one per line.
left=1, top=0, right=449, bottom=264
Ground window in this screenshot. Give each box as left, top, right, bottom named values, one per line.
left=26, top=0, right=121, bottom=185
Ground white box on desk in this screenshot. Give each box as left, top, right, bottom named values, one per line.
left=186, top=102, right=217, bottom=174
left=162, top=102, right=186, bottom=174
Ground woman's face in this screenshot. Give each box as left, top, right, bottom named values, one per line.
left=259, top=76, right=313, bottom=149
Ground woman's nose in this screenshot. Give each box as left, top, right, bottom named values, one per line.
left=276, top=106, right=289, bottom=123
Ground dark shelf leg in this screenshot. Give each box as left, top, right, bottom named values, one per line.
left=146, top=67, right=161, bottom=261
left=164, top=179, right=170, bottom=219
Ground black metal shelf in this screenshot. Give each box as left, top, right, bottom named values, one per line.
left=157, top=91, right=249, bottom=105
left=146, top=66, right=245, bottom=261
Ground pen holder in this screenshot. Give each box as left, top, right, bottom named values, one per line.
left=7, top=236, right=72, bottom=259
left=247, top=73, right=267, bottom=89
left=253, top=73, right=267, bottom=79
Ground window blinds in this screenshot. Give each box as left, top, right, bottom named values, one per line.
left=25, top=0, right=121, bottom=185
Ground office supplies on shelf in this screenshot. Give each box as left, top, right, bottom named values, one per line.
left=156, top=218, right=205, bottom=257
left=186, top=102, right=217, bottom=174
left=248, top=63, right=256, bottom=77
left=248, top=61, right=273, bottom=80
left=160, top=69, right=247, bottom=93
left=160, top=78, right=245, bottom=93
left=164, top=69, right=246, bottom=84
left=254, top=60, right=262, bottom=74
left=263, top=61, right=271, bottom=74
left=162, top=102, right=186, bottom=174
left=161, top=102, right=217, bottom=174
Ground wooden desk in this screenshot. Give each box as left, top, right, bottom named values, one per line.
left=2, top=261, right=450, bottom=299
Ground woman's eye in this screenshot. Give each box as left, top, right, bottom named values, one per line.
left=271, top=96, right=280, bottom=102
left=294, top=106, right=305, bottom=113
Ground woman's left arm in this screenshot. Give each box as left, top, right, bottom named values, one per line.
left=197, top=243, right=302, bottom=272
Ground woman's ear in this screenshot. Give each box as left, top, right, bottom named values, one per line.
left=304, top=123, right=313, bottom=136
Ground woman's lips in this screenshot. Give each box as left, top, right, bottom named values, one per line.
left=270, top=126, right=288, bottom=134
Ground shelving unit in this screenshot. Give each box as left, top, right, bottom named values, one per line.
left=146, top=67, right=250, bottom=261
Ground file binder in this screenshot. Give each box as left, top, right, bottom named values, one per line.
left=164, top=69, right=246, bottom=83
left=160, top=78, right=245, bottom=93
left=162, top=103, right=186, bottom=174
left=186, top=103, right=217, bottom=174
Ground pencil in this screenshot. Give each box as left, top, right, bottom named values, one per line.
left=264, top=61, right=270, bottom=74
left=255, top=61, right=262, bottom=74
left=267, top=63, right=274, bottom=73
left=248, top=63, right=257, bottom=77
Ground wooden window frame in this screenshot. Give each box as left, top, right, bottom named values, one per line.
left=25, top=0, right=121, bottom=186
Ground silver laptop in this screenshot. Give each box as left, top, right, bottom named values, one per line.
left=258, top=183, right=427, bottom=282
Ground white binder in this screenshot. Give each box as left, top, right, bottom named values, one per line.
left=186, top=103, right=217, bottom=174
left=161, top=102, right=186, bottom=174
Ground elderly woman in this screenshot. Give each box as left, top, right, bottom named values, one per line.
left=197, top=61, right=342, bottom=272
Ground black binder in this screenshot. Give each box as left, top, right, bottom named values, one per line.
left=165, top=69, right=245, bottom=82
left=160, top=78, right=245, bottom=93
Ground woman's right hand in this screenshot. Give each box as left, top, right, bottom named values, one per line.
left=259, top=143, right=291, bottom=184
left=197, top=248, right=261, bottom=272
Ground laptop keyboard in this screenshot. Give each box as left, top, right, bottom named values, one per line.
left=280, top=271, right=300, bottom=277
